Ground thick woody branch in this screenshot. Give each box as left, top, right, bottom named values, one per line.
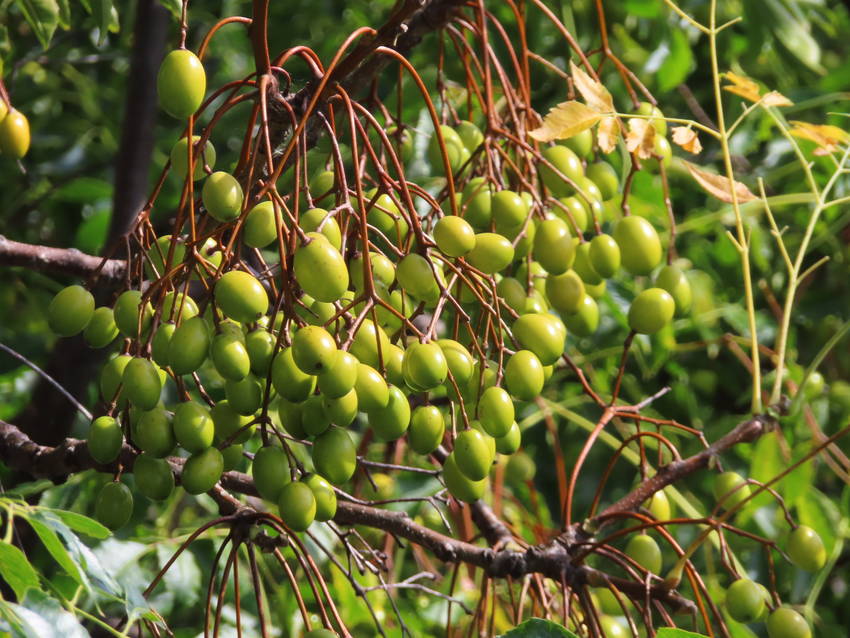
left=0, top=236, right=126, bottom=284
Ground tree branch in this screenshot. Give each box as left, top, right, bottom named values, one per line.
left=0, top=236, right=126, bottom=283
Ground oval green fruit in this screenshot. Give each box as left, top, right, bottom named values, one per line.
left=408, top=406, right=445, bottom=454
left=505, top=350, right=544, bottom=401
left=292, top=325, right=338, bottom=374
left=725, top=578, right=765, bottom=624
left=512, top=313, right=566, bottom=366
left=133, top=406, right=175, bottom=457
left=348, top=319, right=391, bottom=369
left=301, top=395, right=331, bottom=437
left=563, top=294, right=599, bottom=337
left=224, top=374, right=263, bottom=415
left=655, top=265, right=692, bottom=316
left=134, top=453, right=175, bottom=501
left=437, top=339, right=475, bottom=386
left=48, top=285, right=95, bottom=337
left=301, top=208, right=341, bottom=250
left=317, top=350, right=358, bottom=398
left=787, top=525, right=826, bottom=572
left=534, top=218, right=574, bottom=275
left=540, top=145, right=583, bottom=197
left=215, top=270, right=268, bottom=324
left=402, top=342, right=448, bottom=391
left=572, top=241, right=602, bottom=285
left=368, top=385, right=411, bottom=441
left=644, top=490, right=671, bottom=521
left=271, top=347, right=317, bottom=402
left=252, top=445, right=291, bottom=502
left=589, top=234, right=621, bottom=278
left=243, top=201, right=279, bottom=248
left=427, top=125, right=467, bottom=175
left=151, top=323, right=176, bottom=367
left=713, top=471, right=751, bottom=512
left=304, top=474, right=337, bottom=521
left=294, top=233, right=349, bottom=302
left=312, top=427, right=357, bottom=485
left=625, top=533, right=662, bottom=574
left=169, top=316, right=210, bottom=374
left=455, top=120, right=483, bottom=153
left=100, top=355, right=131, bottom=405
left=505, top=451, right=536, bottom=485
left=491, top=190, right=528, bottom=230
left=563, top=128, right=593, bottom=158
left=122, top=358, right=163, bottom=410
left=278, top=398, right=307, bottom=439
left=397, top=253, right=441, bottom=303
left=354, top=363, right=389, bottom=412
left=170, top=135, right=216, bottom=181
left=95, top=481, right=133, bottom=530
left=157, top=49, right=206, bottom=119
left=211, top=332, right=250, bottom=381
left=202, top=171, right=243, bottom=222
left=304, top=629, right=338, bottom=638
left=323, top=388, right=358, bottom=427
left=467, top=233, right=514, bottom=274
left=495, top=422, right=521, bottom=455
left=628, top=288, right=675, bottom=335
left=113, top=290, right=153, bottom=339
left=211, top=400, right=253, bottom=444
left=161, top=290, right=198, bottom=322
left=278, top=481, right=316, bottom=532
left=614, top=216, right=662, bottom=276
left=586, top=161, right=619, bottom=200
left=173, top=401, right=214, bottom=453
left=478, top=386, right=514, bottom=437
left=443, top=452, right=487, bottom=503
left=246, top=329, right=275, bottom=375
left=766, top=607, right=811, bottom=638
left=434, top=215, right=476, bottom=257
left=545, top=269, right=585, bottom=316
left=554, top=196, right=588, bottom=232
left=453, top=428, right=493, bottom=481
left=0, top=109, right=30, bottom=158
left=84, top=306, right=119, bottom=348
left=181, top=446, right=224, bottom=494
left=88, top=416, right=124, bottom=464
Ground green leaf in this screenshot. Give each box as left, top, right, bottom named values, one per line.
left=158, top=0, right=182, bottom=18
left=0, top=542, right=41, bottom=599
left=92, top=0, right=119, bottom=45
left=55, top=0, right=70, bottom=27
left=657, top=28, right=694, bottom=93
left=13, top=0, right=60, bottom=49
left=656, top=629, right=711, bottom=638
left=49, top=509, right=111, bottom=540
left=498, top=618, right=579, bottom=638
left=21, top=590, right=88, bottom=638
left=26, top=517, right=85, bottom=585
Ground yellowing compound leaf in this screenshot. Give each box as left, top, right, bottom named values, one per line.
left=671, top=127, right=702, bottom=154
left=763, top=91, right=793, bottom=107
left=569, top=60, right=613, bottom=113
left=529, top=101, right=603, bottom=143
left=723, top=72, right=761, bottom=102
left=626, top=118, right=656, bottom=159
left=683, top=161, right=757, bottom=204
left=597, top=116, right=619, bottom=154
left=790, top=120, right=850, bottom=155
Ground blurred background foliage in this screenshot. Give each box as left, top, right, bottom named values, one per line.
left=1, top=0, right=850, bottom=636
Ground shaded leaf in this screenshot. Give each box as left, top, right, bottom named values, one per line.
left=26, top=517, right=85, bottom=585
left=683, top=161, right=757, bottom=204
left=529, top=101, right=602, bottom=143
left=49, top=509, right=111, bottom=540
left=672, top=127, right=702, bottom=154
left=20, top=590, right=88, bottom=638
left=569, top=60, right=613, bottom=113
left=657, top=28, right=693, bottom=92
left=498, top=618, right=579, bottom=637
left=0, top=542, right=41, bottom=599
left=13, top=0, right=60, bottom=49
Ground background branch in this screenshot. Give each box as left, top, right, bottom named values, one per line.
left=0, top=236, right=126, bottom=283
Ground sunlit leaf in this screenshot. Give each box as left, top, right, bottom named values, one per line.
left=626, top=117, right=656, bottom=159
left=597, top=116, right=619, bottom=154
left=789, top=120, right=850, bottom=155
left=723, top=72, right=761, bottom=102
left=498, top=618, right=579, bottom=637
left=529, top=101, right=602, bottom=142
left=657, top=629, right=710, bottom=638
left=762, top=91, right=792, bottom=107
left=683, top=161, right=757, bottom=204
left=569, top=60, right=613, bottom=113
left=672, top=127, right=702, bottom=154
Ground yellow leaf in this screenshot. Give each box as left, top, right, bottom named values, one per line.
left=671, top=127, right=702, bottom=154
left=569, top=60, right=613, bottom=113
left=683, top=161, right=757, bottom=204
left=529, top=101, right=603, bottom=143
left=762, top=91, right=792, bottom=107
left=597, top=116, right=619, bottom=154
left=626, top=118, right=656, bottom=159
left=789, top=120, right=850, bottom=155
left=723, top=71, right=761, bottom=103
